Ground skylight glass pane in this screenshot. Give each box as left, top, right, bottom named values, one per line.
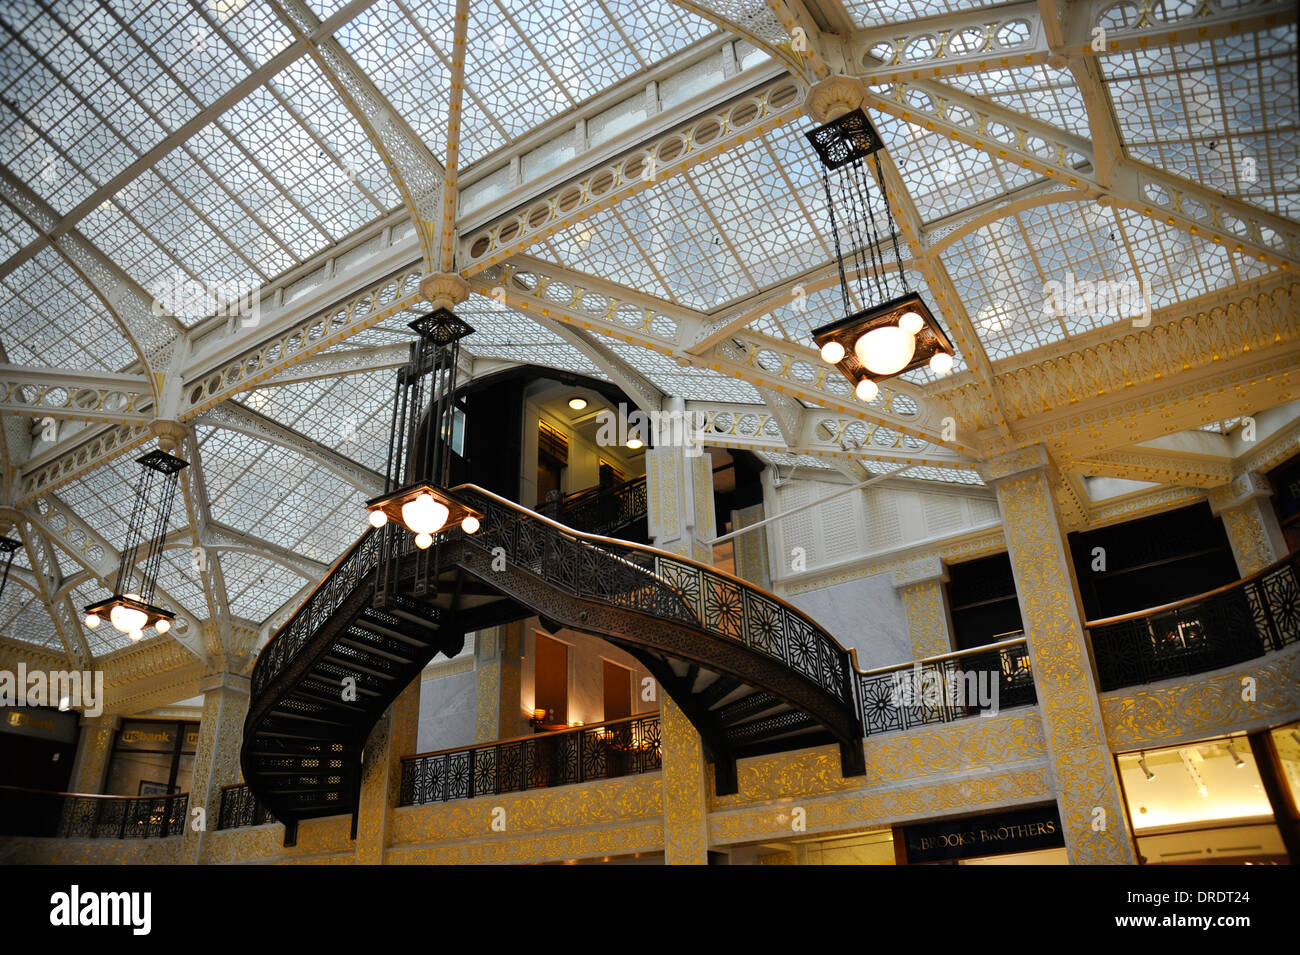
left=939, top=64, right=1091, bottom=139
left=218, top=550, right=309, bottom=623
left=0, top=247, right=137, bottom=371
left=1103, top=25, right=1299, bottom=217
left=0, top=585, right=63, bottom=651
left=843, top=0, right=1010, bottom=28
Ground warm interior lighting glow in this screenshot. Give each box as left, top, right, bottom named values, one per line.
left=898, top=310, right=924, bottom=335
left=567, top=396, right=588, bottom=411
left=855, top=378, right=879, bottom=402
left=368, top=509, right=388, bottom=528
left=84, top=613, right=100, bottom=628
left=155, top=618, right=170, bottom=634
left=626, top=438, right=644, bottom=450
left=460, top=515, right=480, bottom=534
left=401, top=492, right=449, bottom=535
left=819, top=341, right=845, bottom=364
left=109, top=602, right=148, bottom=635
left=128, top=629, right=144, bottom=642
left=854, top=325, right=916, bottom=376
left=929, top=352, right=953, bottom=374
left=414, top=532, right=433, bottom=550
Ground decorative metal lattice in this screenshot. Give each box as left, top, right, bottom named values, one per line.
left=399, top=714, right=662, bottom=806
left=1088, top=553, right=1298, bottom=691
left=217, top=784, right=276, bottom=830
left=856, top=638, right=1036, bottom=736
left=0, top=536, right=20, bottom=602
left=0, top=786, right=187, bottom=839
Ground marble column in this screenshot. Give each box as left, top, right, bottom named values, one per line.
left=1209, top=472, right=1289, bottom=576
left=69, top=714, right=119, bottom=794
left=646, top=397, right=717, bottom=562
left=181, top=668, right=249, bottom=863
left=646, top=400, right=715, bottom=864
left=354, top=681, right=419, bottom=864
left=474, top=627, right=500, bottom=743
left=979, top=446, right=1135, bottom=865
left=891, top=556, right=954, bottom=659
left=659, top=695, right=709, bottom=865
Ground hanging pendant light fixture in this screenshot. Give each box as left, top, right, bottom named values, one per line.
left=804, top=104, right=956, bottom=399
left=0, top=534, right=21, bottom=602
left=366, top=307, right=483, bottom=601
left=82, top=449, right=188, bottom=641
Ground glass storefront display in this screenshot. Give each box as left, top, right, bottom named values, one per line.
left=104, top=720, right=199, bottom=797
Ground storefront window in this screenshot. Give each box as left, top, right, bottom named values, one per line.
left=104, top=720, right=199, bottom=797
left=1116, top=734, right=1286, bottom=864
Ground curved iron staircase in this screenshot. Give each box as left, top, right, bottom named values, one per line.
left=242, top=479, right=864, bottom=845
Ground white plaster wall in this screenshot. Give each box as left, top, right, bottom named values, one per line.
left=416, top=654, right=479, bottom=753
left=784, top=571, right=912, bottom=671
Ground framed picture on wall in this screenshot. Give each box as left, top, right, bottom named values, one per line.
left=137, top=780, right=176, bottom=797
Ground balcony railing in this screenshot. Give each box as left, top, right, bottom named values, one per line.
left=217, top=784, right=277, bottom=830
left=1086, top=552, right=1299, bottom=691
left=399, top=712, right=662, bottom=807
left=0, top=785, right=187, bottom=839
left=856, top=636, right=1037, bottom=736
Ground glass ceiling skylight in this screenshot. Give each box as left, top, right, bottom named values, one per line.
left=1103, top=24, right=1299, bottom=218
left=0, top=246, right=137, bottom=371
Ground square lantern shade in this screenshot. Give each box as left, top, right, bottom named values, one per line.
left=82, top=593, right=174, bottom=637
left=805, top=108, right=884, bottom=169
left=810, top=291, right=956, bottom=385
left=365, top=483, right=484, bottom=536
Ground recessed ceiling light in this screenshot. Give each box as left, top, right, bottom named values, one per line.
left=626, top=438, right=644, bottom=450
left=567, top=397, right=588, bottom=411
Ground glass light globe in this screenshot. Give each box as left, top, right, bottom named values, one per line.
left=415, top=532, right=433, bottom=550
left=128, top=629, right=144, bottom=642
left=155, top=618, right=170, bottom=634
left=85, top=613, right=100, bottom=629
left=368, top=509, right=388, bottom=528
left=401, top=493, right=449, bottom=535
left=929, top=351, right=954, bottom=374
left=819, top=341, right=845, bottom=364
left=855, top=378, right=879, bottom=402
left=110, top=602, right=148, bottom=635
left=461, top=515, right=480, bottom=534
left=854, top=326, right=916, bottom=376
left=898, top=311, right=924, bottom=335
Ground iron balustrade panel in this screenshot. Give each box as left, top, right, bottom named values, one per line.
left=399, top=714, right=663, bottom=807
left=0, top=787, right=187, bottom=839
left=217, top=785, right=276, bottom=830
left=555, top=477, right=649, bottom=537
left=856, top=639, right=1037, bottom=736
left=459, top=488, right=856, bottom=711
left=1089, top=554, right=1299, bottom=691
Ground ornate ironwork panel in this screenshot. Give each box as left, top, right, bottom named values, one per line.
left=217, top=784, right=276, bottom=830
left=1088, top=555, right=1298, bottom=691
left=0, top=787, right=187, bottom=839
left=399, top=714, right=663, bottom=807
left=856, top=638, right=1037, bottom=736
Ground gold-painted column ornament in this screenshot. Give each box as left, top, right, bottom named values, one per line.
left=69, top=714, right=119, bottom=794
left=978, top=446, right=1136, bottom=865
left=1209, top=472, right=1289, bottom=576
left=660, top=695, right=710, bottom=865
left=355, top=681, right=419, bottom=864
left=419, top=271, right=470, bottom=311
left=182, top=668, right=250, bottom=863
left=474, top=628, right=501, bottom=743
left=891, top=557, right=954, bottom=659
left=805, top=74, right=867, bottom=123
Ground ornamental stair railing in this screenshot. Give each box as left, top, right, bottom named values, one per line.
left=243, top=483, right=868, bottom=843
left=399, top=713, right=662, bottom=806
left=1086, top=551, right=1299, bottom=691
left=0, top=785, right=187, bottom=839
